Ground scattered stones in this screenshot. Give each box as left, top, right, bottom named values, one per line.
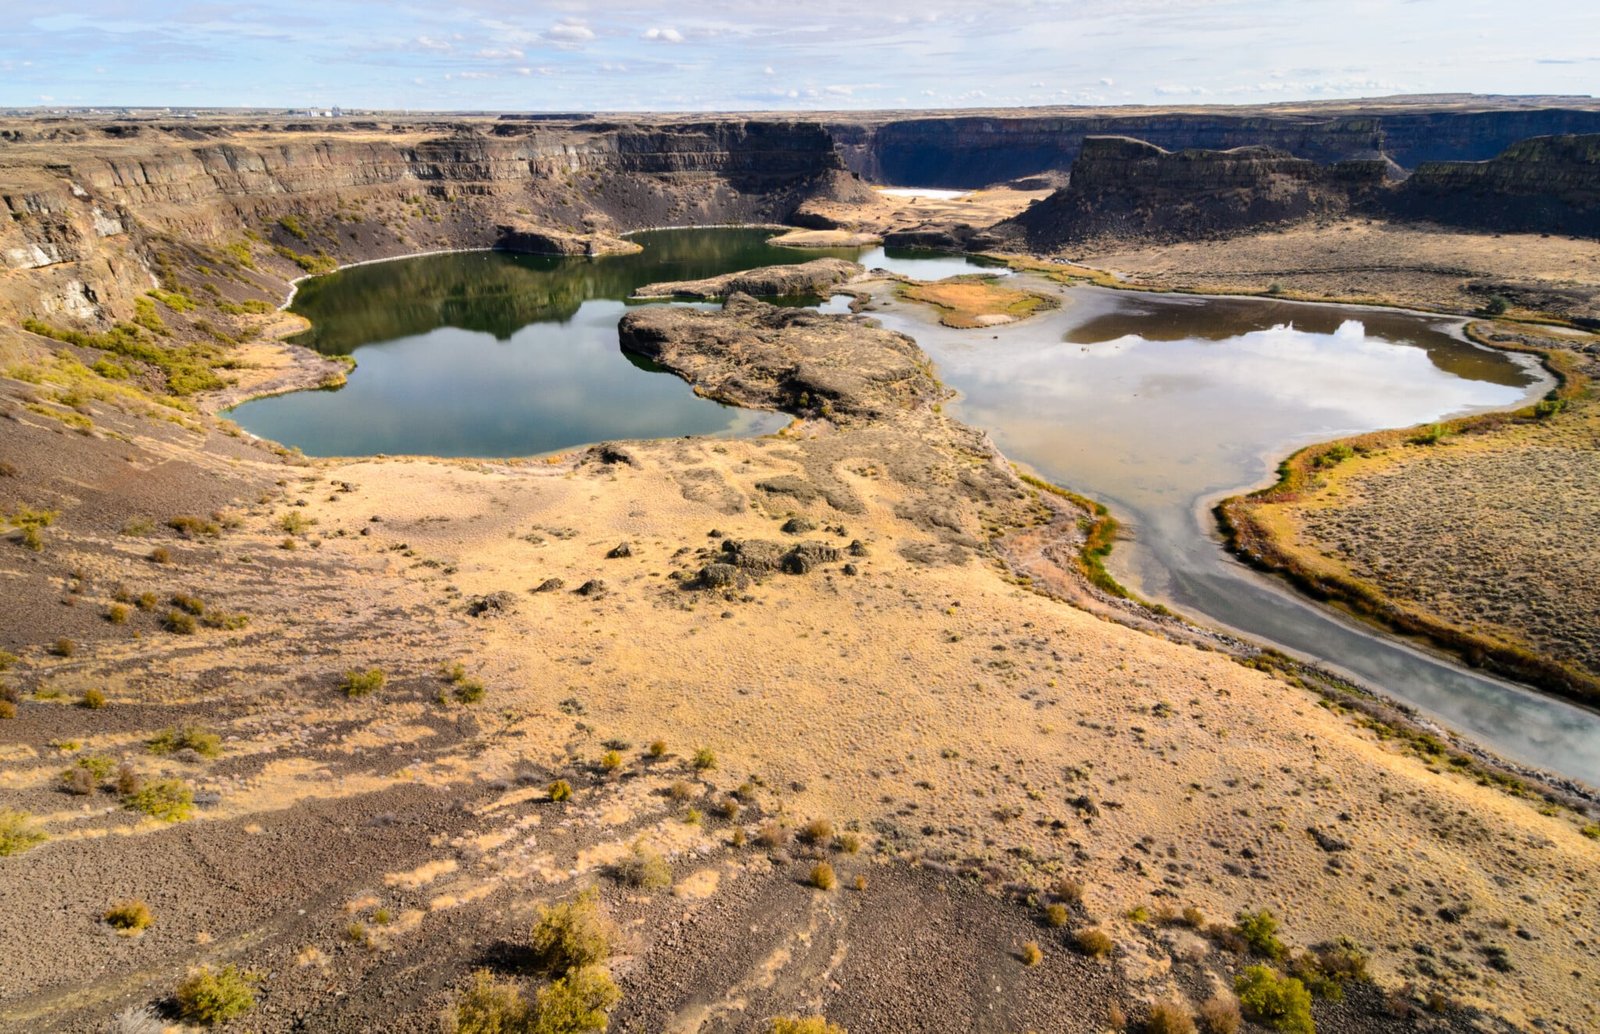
left=574, top=579, right=607, bottom=598
left=606, top=542, right=634, bottom=559
left=780, top=516, right=817, bottom=534
left=532, top=578, right=565, bottom=593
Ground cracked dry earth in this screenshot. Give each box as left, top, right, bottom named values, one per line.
left=0, top=301, right=1598, bottom=1033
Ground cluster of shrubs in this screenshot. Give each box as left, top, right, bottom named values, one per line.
left=447, top=889, right=621, bottom=1034
left=162, top=593, right=248, bottom=634
left=55, top=753, right=196, bottom=822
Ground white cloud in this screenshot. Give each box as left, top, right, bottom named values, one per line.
left=548, top=19, right=594, bottom=43
left=414, top=35, right=452, bottom=52
left=644, top=27, right=684, bottom=43
left=476, top=47, right=524, bottom=60
left=763, top=65, right=775, bottom=76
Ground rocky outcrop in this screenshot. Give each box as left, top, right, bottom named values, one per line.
left=494, top=223, right=640, bottom=257
left=617, top=293, right=938, bottom=423
left=999, top=137, right=1387, bottom=249
left=631, top=258, right=862, bottom=300
left=1386, top=134, right=1600, bottom=237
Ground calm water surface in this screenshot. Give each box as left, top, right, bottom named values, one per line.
left=861, top=285, right=1600, bottom=785
left=228, top=229, right=991, bottom=456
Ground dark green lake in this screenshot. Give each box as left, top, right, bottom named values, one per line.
left=226, top=228, right=985, bottom=457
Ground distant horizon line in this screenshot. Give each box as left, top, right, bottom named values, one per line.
left=6, top=91, right=1600, bottom=118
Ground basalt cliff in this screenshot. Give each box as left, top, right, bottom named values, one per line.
left=999, top=132, right=1600, bottom=251
left=0, top=119, right=871, bottom=328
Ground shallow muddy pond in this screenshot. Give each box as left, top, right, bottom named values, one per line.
left=861, top=286, right=1600, bottom=783
left=227, top=229, right=982, bottom=457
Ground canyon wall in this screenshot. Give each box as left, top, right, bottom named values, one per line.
left=996, top=131, right=1600, bottom=251
left=837, top=106, right=1600, bottom=187
left=1387, top=134, right=1600, bottom=237
left=0, top=120, right=870, bottom=324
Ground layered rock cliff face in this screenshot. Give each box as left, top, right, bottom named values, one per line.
left=1387, top=134, right=1600, bottom=237
left=836, top=107, right=1600, bottom=187
left=997, top=137, right=1388, bottom=248
left=0, top=120, right=870, bottom=325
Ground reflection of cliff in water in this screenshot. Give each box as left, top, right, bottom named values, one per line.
left=1063, top=294, right=1528, bottom=386
left=288, top=229, right=859, bottom=354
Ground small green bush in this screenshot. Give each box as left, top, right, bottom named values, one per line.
left=148, top=725, right=222, bottom=758
left=1289, top=939, right=1369, bottom=1001
left=549, top=780, right=572, bottom=803
left=809, top=862, right=836, bottom=890
left=449, top=969, right=529, bottom=1034
left=1044, top=903, right=1070, bottom=928
left=691, top=747, right=717, bottom=771
left=340, top=668, right=386, bottom=697
left=168, top=515, right=220, bottom=539
left=599, top=750, right=622, bottom=774
left=1235, top=965, right=1314, bottom=1034
left=1235, top=909, right=1286, bottom=959
left=106, top=604, right=130, bottom=626
left=529, top=890, right=614, bottom=975
left=1408, top=423, right=1450, bottom=446
left=124, top=779, right=194, bottom=822
left=1482, top=294, right=1509, bottom=316
left=50, top=638, right=76, bottom=657
left=799, top=818, right=834, bottom=845
left=647, top=738, right=667, bottom=758
left=612, top=841, right=672, bottom=890
left=175, top=964, right=259, bottom=1026
left=81, top=687, right=108, bottom=709
left=455, top=677, right=486, bottom=704
left=1020, top=941, right=1043, bottom=966
left=529, top=964, right=621, bottom=1034
left=0, top=809, right=47, bottom=856
left=278, top=511, right=316, bottom=535
left=104, top=899, right=154, bottom=934
left=163, top=610, right=198, bottom=634
left=1073, top=927, right=1114, bottom=958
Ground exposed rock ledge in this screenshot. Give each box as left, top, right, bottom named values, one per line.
left=494, top=223, right=642, bottom=257
left=631, top=258, right=863, bottom=299
left=618, top=292, right=937, bottom=422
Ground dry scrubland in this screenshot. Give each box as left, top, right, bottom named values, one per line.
left=1285, top=342, right=1600, bottom=690
left=0, top=114, right=1599, bottom=1031
left=1, top=277, right=1598, bottom=1033
left=1066, top=220, right=1600, bottom=322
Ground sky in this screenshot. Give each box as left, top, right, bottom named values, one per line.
left=3, top=0, right=1597, bottom=112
